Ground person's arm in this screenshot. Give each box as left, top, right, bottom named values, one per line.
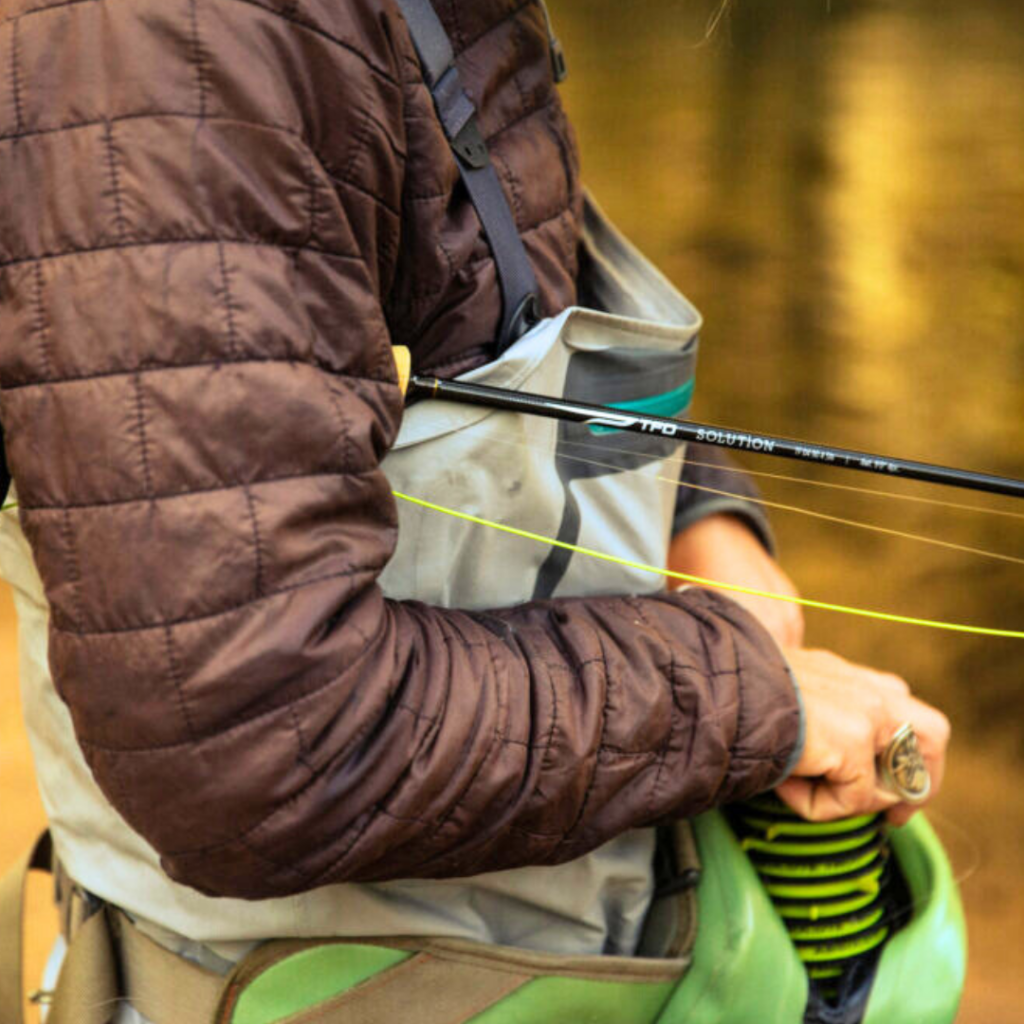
left=0, top=0, right=802, bottom=900
left=673, top=443, right=775, bottom=553
left=668, top=475, right=951, bottom=825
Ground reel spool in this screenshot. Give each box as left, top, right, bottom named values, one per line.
left=730, top=794, right=911, bottom=1023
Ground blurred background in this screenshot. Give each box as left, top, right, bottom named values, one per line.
left=556, top=0, right=1024, bottom=1018
left=2, top=0, right=1023, bottom=1020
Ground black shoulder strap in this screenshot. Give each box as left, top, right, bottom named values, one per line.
left=395, top=0, right=540, bottom=353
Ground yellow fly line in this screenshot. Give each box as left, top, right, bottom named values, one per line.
left=392, top=491, right=1024, bottom=640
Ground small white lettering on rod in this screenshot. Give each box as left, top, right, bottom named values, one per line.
left=696, top=428, right=777, bottom=453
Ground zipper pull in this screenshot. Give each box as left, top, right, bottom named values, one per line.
left=537, top=0, right=568, bottom=83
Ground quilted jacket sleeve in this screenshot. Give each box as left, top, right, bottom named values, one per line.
left=0, top=0, right=801, bottom=899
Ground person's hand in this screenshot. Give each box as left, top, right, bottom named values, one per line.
left=667, top=512, right=950, bottom=825
left=775, top=648, right=951, bottom=825
left=667, top=512, right=804, bottom=648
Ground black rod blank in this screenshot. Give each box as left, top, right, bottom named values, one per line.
left=408, top=375, right=1024, bottom=500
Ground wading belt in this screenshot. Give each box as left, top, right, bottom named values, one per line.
left=394, top=0, right=540, bottom=352
left=0, top=829, right=701, bottom=1024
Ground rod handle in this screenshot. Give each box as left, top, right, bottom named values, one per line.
left=392, top=346, right=412, bottom=397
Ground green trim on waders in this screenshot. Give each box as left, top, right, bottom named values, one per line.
left=862, top=814, right=967, bottom=1024
left=655, top=812, right=809, bottom=1023
left=468, top=975, right=676, bottom=1024
left=219, top=813, right=963, bottom=1024
left=587, top=379, right=695, bottom=434
left=230, top=945, right=411, bottom=1024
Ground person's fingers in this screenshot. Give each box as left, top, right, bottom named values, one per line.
left=778, top=646, right=950, bottom=822
left=862, top=669, right=911, bottom=697
left=776, top=775, right=903, bottom=821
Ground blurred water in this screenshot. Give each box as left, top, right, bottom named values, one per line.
left=554, top=1, right=1024, bottom=1018
left=558, top=0, right=1024, bottom=731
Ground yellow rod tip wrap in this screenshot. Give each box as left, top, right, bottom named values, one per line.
left=392, top=346, right=412, bottom=397
left=391, top=491, right=1024, bottom=640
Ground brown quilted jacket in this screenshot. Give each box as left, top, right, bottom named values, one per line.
left=0, top=0, right=801, bottom=899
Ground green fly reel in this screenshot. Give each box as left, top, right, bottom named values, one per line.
left=730, top=794, right=910, bottom=1021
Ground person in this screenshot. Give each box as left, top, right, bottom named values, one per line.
left=0, top=0, right=949, bottom=1019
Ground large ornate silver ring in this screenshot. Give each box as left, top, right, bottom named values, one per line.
left=878, top=722, right=931, bottom=804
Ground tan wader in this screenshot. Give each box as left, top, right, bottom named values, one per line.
left=0, top=183, right=715, bottom=1020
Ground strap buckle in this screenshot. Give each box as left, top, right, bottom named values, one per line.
left=500, top=293, right=541, bottom=352
left=452, top=116, right=489, bottom=171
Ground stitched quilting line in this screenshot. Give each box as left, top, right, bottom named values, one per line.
left=146, top=644, right=699, bottom=872
left=445, top=0, right=464, bottom=51
left=536, top=655, right=559, bottom=768
left=0, top=110, right=397, bottom=289
left=301, top=803, right=380, bottom=884
left=57, top=507, right=87, bottom=630
left=236, top=833, right=307, bottom=886
left=492, top=148, right=524, bottom=229
left=130, top=371, right=155, bottom=497
left=624, top=595, right=676, bottom=817
left=242, top=484, right=265, bottom=598
left=2, top=353, right=395, bottom=392
left=225, top=0, right=401, bottom=87
left=288, top=703, right=314, bottom=774
left=215, top=240, right=240, bottom=359
left=730, top=627, right=746, bottom=763
left=1, top=0, right=98, bottom=26
left=713, top=600, right=796, bottom=761
left=9, top=19, right=25, bottom=135
left=51, top=559, right=381, bottom=638
left=322, top=160, right=402, bottom=220
left=2, top=0, right=402, bottom=86
left=151, top=698, right=434, bottom=863
left=647, top=648, right=676, bottom=820
left=77, top=620, right=391, bottom=756
left=335, top=688, right=467, bottom=846
left=189, top=0, right=208, bottom=119
left=102, top=120, right=129, bottom=240
left=0, top=235, right=362, bottom=274
left=339, top=71, right=375, bottom=193
left=30, top=258, right=54, bottom=379
left=485, top=89, right=559, bottom=157
left=560, top=624, right=611, bottom=843
left=431, top=628, right=523, bottom=834
left=687, top=601, right=737, bottom=806
left=0, top=109, right=307, bottom=149
left=454, top=0, right=533, bottom=59
left=486, top=633, right=515, bottom=751
left=316, top=354, right=356, bottom=471
left=18, top=467, right=380, bottom=512
left=163, top=622, right=198, bottom=738
left=301, top=147, right=319, bottom=248
left=509, top=13, right=531, bottom=117
left=363, top=107, right=408, bottom=163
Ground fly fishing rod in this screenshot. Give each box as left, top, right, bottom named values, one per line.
left=408, top=374, right=1024, bottom=500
